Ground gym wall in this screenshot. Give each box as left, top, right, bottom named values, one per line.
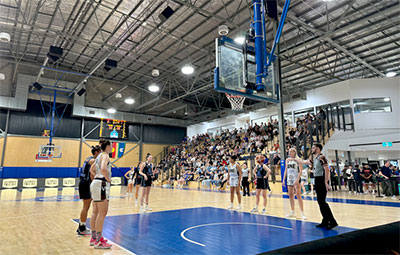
left=0, top=100, right=186, bottom=180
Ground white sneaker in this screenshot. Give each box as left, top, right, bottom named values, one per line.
left=349, top=191, right=352, bottom=194
left=372, top=191, right=375, bottom=195
left=268, top=191, right=272, bottom=197
left=145, top=205, right=152, bottom=211
left=382, top=195, right=386, bottom=198
left=227, top=204, right=234, bottom=210
left=391, top=196, right=397, bottom=200
left=250, top=207, right=258, bottom=213
left=354, top=191, right=357, bottom=194
left=301, top=213, right=307, bottom=220
left=139, top=206, right=146, bottom=213
left=135, top=199, right=138, bottom=205
left=126, top=193, right=129, bottom=197
left=261, top=208, right=267, bottom=214
left=236, top=205, right=242, bottom=210
left=286, top=211, right=294, bottom=218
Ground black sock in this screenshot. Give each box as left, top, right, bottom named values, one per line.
left=96, top=232, right=102, bottom=241
left=91, top=230, right=96, bottom=239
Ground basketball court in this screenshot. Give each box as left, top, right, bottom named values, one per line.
left=0, top=0, right=399, bottom=254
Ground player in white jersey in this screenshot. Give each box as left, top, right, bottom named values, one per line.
left=89, top=139, right=113, bottom=249
left=282, top=148, right=307, bottom=220
left=227, top=155, right=242, bottom=210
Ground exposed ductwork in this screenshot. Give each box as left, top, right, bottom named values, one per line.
left=72, top=88, right=188, bottom=128
left=0, top=73, right=30, bottom=111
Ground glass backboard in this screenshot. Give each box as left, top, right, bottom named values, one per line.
left=214, top=36, right=279, bottom=103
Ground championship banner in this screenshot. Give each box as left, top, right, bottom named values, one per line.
left=2, top=179, right=18, bottom=189
left=63, top=178, right=76, bottom=187
left=23, top=178, right=38, bottom=188
left=111, top=142, right=117, bottom=158
left=45, top=178, right=59, bottom=187
left=99, top=118, right=127, bottom=139
left=118, top=143, right=126, bottom=158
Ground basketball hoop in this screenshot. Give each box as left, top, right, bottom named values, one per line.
left=225, top=93, right=245, bottom=111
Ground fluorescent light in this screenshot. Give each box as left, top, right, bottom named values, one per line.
left=125, top=98, right=135, bottom=104
left=148, top=84, right=160, bottom=92
left=107, top=108, right=116, bottom=114
left=384, top=97, right=390, bottom=102
left=181, top=65, right=194, bottom=75
left=234, top=36, right=245, bottom=45
left=385, top=72, right=396, bottom=77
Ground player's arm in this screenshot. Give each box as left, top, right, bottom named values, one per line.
left=139, top=162, right=148, bottom=180
left=264, top=164, right=271, bottom=179
left=89, top=159, right=96, bottom=181
left=100, top=154, right=111, bottom=182
left=282, top=159, right=288, bottom=185
left=124, top=170, right=130, bottom=179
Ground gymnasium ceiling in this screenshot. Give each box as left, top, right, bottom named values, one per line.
left=0, top=0, right=399, bottom=121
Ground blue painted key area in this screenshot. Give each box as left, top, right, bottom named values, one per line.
left=79, top=207, right=356, bottom=254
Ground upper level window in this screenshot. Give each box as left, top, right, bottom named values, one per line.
left=353, top=97, right=392, bottom=113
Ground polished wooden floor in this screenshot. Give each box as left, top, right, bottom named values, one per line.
left=0, top=185, right=399, bottom=255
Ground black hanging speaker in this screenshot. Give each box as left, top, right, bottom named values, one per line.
left=266, top=0, right=278, bottom=21
left=47, top=46, right=63, bottom=62
left=77, top=88, right=86, bottom=96
left=159, top=6, right=175, bottom=22
left=32, top=82, right=43, bottom=90
left=104, top=59, right=117, bottom=71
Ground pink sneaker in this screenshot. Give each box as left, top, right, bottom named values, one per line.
left=89, top=237, right=96, bottom=246
left=94, top=237, right=112, bottom=249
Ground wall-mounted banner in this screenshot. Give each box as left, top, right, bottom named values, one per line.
left=63, top=178, right=76, bottom=187
left=2, top=179, right=18, bottom=189
left=45, top=178, right=59, bottom=187
left=23, top=178, right=38, bottom=188
left=100, top=119, right=127, bottom=139
left=111, top=177, right=122, bottom=185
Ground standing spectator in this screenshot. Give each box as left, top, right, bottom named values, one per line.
left=347, top=165, right=355, bottom=194
left=379, top=161, right=396, bottom=199
left=352, top=165, right=363, bottom=194
left=361, top=164, right=375, bottom=194
left=330, top=167, right=338, bottom=192
left=241, top=163, right=250, bottom=196
left=342, top=165, right=349, bottom=190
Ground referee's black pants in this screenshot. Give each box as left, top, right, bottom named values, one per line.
left=315, top=176, right=337, bottom=225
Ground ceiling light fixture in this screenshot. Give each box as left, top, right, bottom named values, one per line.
left=0, top=32, right=11, bottom=42
left=181, top=65, right=194, bottom=75
left=107, top=108, right=116, bottom=114
left=385, top=71, right=396, bottom=77
left=384, top=97, right=390, bottom=102
left=148, top=84, right=160, bottom=92
left=234, top=36, right=245, bottom=45
left=125, top=98, right=135, bottom=105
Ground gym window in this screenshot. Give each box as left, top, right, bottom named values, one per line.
left=353, top=97, right=392, bottom=113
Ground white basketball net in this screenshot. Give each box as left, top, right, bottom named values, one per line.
left=225, top=93, right=245, bottom=111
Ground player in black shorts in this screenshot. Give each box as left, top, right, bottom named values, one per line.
left=139, top=153, right=155, bottom=213
left=133, top=162, right=141, bottom=205
left=251, top=154, right=271, bottom=214
left=77, top=145, right=101, bottom=235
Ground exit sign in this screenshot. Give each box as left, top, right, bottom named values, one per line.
left=382, top=142, right=392, bottom=147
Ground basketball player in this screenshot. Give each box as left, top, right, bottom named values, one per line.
left=304, top=144, right=338, bottom=229
left=251, top=155, right=271, bottom=214
left=124, top=167, right=134, bottom=197
left=282, top=148, right=307, bottom=220
left=227, top=155, right=242, bottom=210
left=76, top=145, right=101, bottom=235
left=133, top=162, right=141, bottom=205
left=139, top=153, right=154, bottom=213
left=88, top=139, right=106, bottom=245
left=89, top=140, right=113, bottom=249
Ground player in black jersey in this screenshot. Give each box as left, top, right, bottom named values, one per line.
left=251, top=154, right=271, bottom=214
left=133, top=162, right=141, bottom=205
left=139, top=153, right=155, bottom=213
left=77, top=145, right=101, bottom=235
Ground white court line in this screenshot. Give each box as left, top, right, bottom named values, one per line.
left=70, top=219, right=136, bottom=255
left=180, top=222, right=293, bottom=247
